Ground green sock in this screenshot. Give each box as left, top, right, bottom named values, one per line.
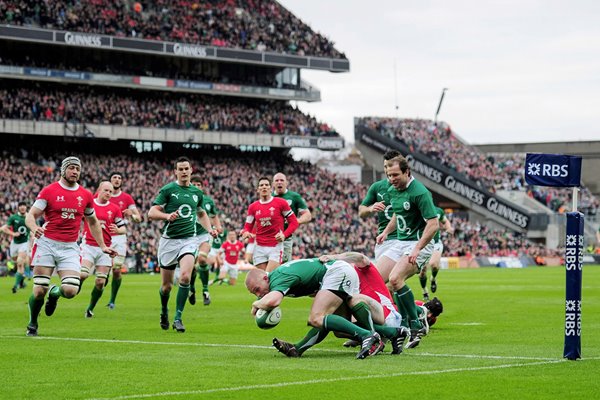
left=25, top=265, right=31, bottom=278
left=28, top=295, right=44, bottom=326
left=174, top=283, right=190, bottom=320
left=373, top=323, right=399, bottom=340
left=419, top=274, right=427, bottom=290
left=109, top=276, right=122, bottom=304
left=350, top=302, right=374, bottom=332
left=213, top=267, right=221, bottom=281
left=293, top=327, right=329, bottom=355
left=323, top=314, right=371, bottom=339
left=159, top=288, right=170, bottom=315
left=190, top=268, right=197, bottom=294
left=396, top=285, right=422, bottom=329
left=198, top=264, right=210, bottom=292
left=393, top=292, right=410, bottom=328
left=14, top=272, right=23, bottom=289
left=88, top=286, right=104, bottom=312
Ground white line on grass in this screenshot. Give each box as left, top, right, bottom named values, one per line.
left=448, top=322, right=485, bottom=326
left=1, top=335, right=560, bottom=361
left=84, top=359, right=567, bottom=400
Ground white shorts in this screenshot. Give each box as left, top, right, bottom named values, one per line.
left=253, top=243, right=284, bottom=265
left=158, top=237, right=198, bottom=268
left=386, top=240, right=435, bottom=271
left=81, top=243, right=112, bottom=267
left=222, top=261, right=239, bottom=279
left=321, top=260, right=360, bottom=296
left=374, top=239, right=402, bottom=262
left=31, top=236, right=80, bottom=272
left=281, top=238, right=294, bottom=264
left=384, top=309, right=403, bottom=328
left=433, top=241, right=444, bottom=253
left=195, top=233, right=211, bottom=247
left=111, top=234, right=127, bottom=256
left=208, top=247, right=220, bottom=258
left=10, top=242, right=29, bottom=258
left=246, top=242, right=255, bottom=254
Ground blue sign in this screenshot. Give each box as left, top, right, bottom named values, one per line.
left=524, top=153, right=582, bottom=187
left=563, top=212, right=583, bottom=360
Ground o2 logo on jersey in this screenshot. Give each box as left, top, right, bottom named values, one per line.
left=18, top=226, right=28, bottom=235
left=384, top=205, right=393, bottom=221
left=178, top=204, right=193, bottom=221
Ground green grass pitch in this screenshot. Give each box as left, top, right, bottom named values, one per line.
left=1, top=265, right=598, bottom=399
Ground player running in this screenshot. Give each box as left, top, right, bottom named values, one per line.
left=80, top=181, right=126, bottom=318
left=1, top=201, right=31, bottom=293
left=241, top=177, right=298, bottom=272
left=419, top=206, right=454, bottom=300
left=272, top=172, right=312, bottom=263
left=213, top=230, right=244, bottom=286
left=25, top=156, right=117, bottom=336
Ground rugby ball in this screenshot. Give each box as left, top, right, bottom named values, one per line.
left=255, top=306, right=282, bottom=329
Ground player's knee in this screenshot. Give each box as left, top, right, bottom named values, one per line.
left=388, top=274, right=404, bottom=290
left=61, top=275, right=81, bottom=298
left=307, top=313, right=325, bottom=329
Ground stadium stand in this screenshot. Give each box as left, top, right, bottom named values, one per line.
left=0, top=80, right=337, bottom=137
left=359, top=117, right=599, bottom=216
left=0, top=0, right=345, bottom=58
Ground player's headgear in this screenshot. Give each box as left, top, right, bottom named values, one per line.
left=424, top=297, right=443, bottom=317
left=60, top=156, right=81, bottom=178
left=109, top=171, right=124, bottom=179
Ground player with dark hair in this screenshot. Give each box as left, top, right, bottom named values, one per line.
left=148, top=156, right=216, bottom=333
left=105, top=171, right=142, bottom=309
left=377, top=155, right=439, bottom=348
left=80, top=181, right=126, bottom=318
left=416, top=297, right=444, bottom=329
left=188, top=175, right=222, bottom=306
left=272, top=172, right=312, bottom=263
left=25, top=156, right=117, bottom=336
left=241, top=177, right=298, bottom=272
left=245, top=258, right=383, bottom=359
left=1, top=201, right=31, bottom=293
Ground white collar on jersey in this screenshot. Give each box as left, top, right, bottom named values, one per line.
left=94, top=198, right=110, bottom=207
left=58, top=180, right=80, bottom=191
left=259, top=196, right=274, bottom=204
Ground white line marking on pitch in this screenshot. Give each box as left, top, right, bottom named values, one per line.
left=85, top=359, right=567, bottom=400
left=448, top=322, right=485, bottom=326
left=1, top=335, right=557, bottom=360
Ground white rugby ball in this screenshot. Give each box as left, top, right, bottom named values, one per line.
left=255, top=306, right=282, bottom=329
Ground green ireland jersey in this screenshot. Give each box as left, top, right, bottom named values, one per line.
left=153, top=182, right=204, bottom=239
left=211, top=230, right=227, bottom=249
left=387, top=177, right=438, bottom=241
left=7, top=213, right=29, bottom=244
left=274, top=189, right=307, bottom=232
left=268, top=258, right=328, bottom=298
left=432, top=207, right=447, bottom=243
left=196, top=194, right=218, bottom=235
left=360, top=179, right=397, bottom=240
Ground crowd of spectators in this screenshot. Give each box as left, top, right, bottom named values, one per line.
left=0, top=81, right=338, bottom=137
left=0, top=145, right=558, bottom=269
left=0, top=0, right=345, bottom=59
left=361, top=117, right=599, bottom=216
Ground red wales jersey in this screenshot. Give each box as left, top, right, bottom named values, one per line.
left=33, top=181, right=94, bottom=242
left=355, top=263, right=399, bottom=319
left=221, top=240, right=244, bottom=264
left=243, top=197, right=298, bottom=247
left=110, top=191, right=136, bottom=214
left=83, top=199, right=124, bottom=247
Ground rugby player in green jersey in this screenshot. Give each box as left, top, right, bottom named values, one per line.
left=189, top=175, right=222, bottom=306
left=273, top=172, right=312, bottom=263
left=148, top=157, right=216, bottom=333
left=359, top=150, right=402, bottom=282
left=419, top=206, right=453, bottom=300
left=377, top=155, right=439, bottom=348
left=1, top=201, right=31, bottom=293
left=245, top=258, right=383, bottom=359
